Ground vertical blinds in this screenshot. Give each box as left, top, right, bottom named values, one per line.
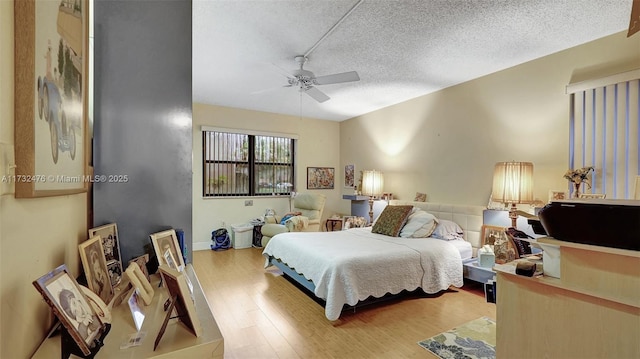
left=569, top=79, right=639, bottom=199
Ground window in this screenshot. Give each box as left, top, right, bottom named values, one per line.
left=203, top=130, right=295, bottom=197
left=568, top=74, right=639, bottom=199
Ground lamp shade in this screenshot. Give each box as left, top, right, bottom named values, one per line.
left=492, top=162, right=534, bottom=204
left=362, top=170, right=384, bottom=197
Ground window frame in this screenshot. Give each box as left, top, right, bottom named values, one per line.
left=202, top=127, right=297, bottom=198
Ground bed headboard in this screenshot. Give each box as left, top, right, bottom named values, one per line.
left=389, top=200, right=484, bottom=257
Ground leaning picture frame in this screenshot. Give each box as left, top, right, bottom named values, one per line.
left=88, top=223, right=123, bottom=287
left=33, top=264, right=104, bottom=356
left=548, top=190, right=567, bottom=202
left=14, top=0, right=89, bottom=197
left=480, top=225, right=506, bottom=247
left=150, top=229, right=186, bottom=270
left=157, top=265, right=201, bottom=337
left=307, top=167, right=335, bottom=189
left=78, top=236, right=115, bottom=306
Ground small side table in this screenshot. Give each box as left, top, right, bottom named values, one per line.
left=325, top=218, right=342, bottom=231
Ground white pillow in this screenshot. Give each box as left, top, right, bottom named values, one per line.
left=400, top=210, right=438, bottom=238
left=431, top=219, right=464, bottom=241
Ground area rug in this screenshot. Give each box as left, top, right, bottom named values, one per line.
left=417, top=317, right=496, bottom=359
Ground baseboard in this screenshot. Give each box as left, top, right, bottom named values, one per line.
left=193, top=241, right=211, bottom=251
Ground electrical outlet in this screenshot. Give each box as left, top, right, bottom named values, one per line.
left=244, top=200, right=253, bottom=206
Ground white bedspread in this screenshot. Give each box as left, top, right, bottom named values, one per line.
left=262, top=227, right=463, bottom=320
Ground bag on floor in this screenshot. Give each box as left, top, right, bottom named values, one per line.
left=211, top=228, right=230, bottom=251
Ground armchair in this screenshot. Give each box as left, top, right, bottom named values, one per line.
left=260, top=192, right=326, bottom=247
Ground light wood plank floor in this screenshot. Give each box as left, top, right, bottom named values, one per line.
left=193, top=248, right=496, bottom=359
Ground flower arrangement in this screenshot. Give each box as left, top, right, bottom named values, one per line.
left=563, top=166, right=594, bottom=188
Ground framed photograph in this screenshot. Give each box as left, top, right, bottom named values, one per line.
left=548, top=190, right=567, bottom=202
left=88, top=223, right=123, bottom=286
left=344, top=164, right=355, bottom=188
left=15, top=0, right=89, bottom=197
left=307, top=167, right=335, bottom=189
left=150, top=229, right=186, bottom=270
left=128, top=254, right=150, bottom=282
left=578, top=193, right=606, bottom=199
left=634, top=176, right=640, bottom=200
left=158, top=265, right=201, bottom=337
left=32, top=264, right=104, bottom=356
left=480, top=224, right=506, bottom=246
left=124, top=262, right=154, bottom=306
left=342, top=216, right=367, bottom=230
left=107, top=262, right=123, bottom=287
left=127, top=289, right=146, bottom=332
left=78, top=236, right=114, bottom=305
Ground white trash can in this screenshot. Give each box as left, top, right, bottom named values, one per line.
left=230, top=223, right=253, bottom=249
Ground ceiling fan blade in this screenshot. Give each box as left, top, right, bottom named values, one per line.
left=250, top=84, right=292, bottom=95
left=304, top=86, right=330, bottom=103
left=314, top=71, right=360, bottom=85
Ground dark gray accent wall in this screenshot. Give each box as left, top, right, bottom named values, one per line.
left=93, top=0, right=193, bottom=265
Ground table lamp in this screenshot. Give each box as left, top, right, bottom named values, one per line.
left=491, top=161, right=534, bottom=228
left=361, top=170, right=384, bottom=224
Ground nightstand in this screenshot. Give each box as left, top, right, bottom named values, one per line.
left=463, top=258, right=496, bottom=284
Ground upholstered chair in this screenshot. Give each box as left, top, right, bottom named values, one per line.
left=260, top=192, right=326, bottom=247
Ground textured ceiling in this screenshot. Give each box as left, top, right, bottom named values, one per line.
left=193, top=0, right=632, bottom=121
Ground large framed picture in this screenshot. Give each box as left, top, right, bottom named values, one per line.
left=307, top=167, right=335, bottom=189
left=14, top=0, right=89, bottom=197
left=88, top=223, right=123, bottom=286
left=78, top=236, right=114, bottom=306
left=150, top=229, right=186, bottom=270
left=33, top=264, right=104, bottom=356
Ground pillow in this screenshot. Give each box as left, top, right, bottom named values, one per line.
left=414, top=192, right=427, bottom=202
left=400, top=210, right=438, bottom=238
left=372, top=205, right=413, bottom=237
left=431, top=219, right=464, bottom=241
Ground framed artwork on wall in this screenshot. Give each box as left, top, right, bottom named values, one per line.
left=344, top=164, right=355, bottom=188
left=14, top=0, right=89, bottom=197
left=307, top=167, right=335, bottom=189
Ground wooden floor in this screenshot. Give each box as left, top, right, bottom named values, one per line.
left=193, top=248, right=496, bottom=359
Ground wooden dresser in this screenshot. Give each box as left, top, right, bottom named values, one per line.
left=495, top=238, right=640, bottom=358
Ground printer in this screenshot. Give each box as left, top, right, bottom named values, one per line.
left=537, top=199, right=640, bottom=251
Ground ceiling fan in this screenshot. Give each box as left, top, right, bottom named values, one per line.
left=277, top=55, right=360, bottom=103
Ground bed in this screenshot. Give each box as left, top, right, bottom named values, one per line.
left=262, top=201, right=484, bottom=320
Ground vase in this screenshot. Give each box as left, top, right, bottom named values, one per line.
left=573, top=182, right=581, bottom=198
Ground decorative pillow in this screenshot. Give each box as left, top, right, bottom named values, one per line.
left=400, top=210, right=438, bottom=238
left=431, top=219, right=464, bottom=241
left=372, top=205, right=413, bottom=237
left=414, top=192, right=427, bottom=202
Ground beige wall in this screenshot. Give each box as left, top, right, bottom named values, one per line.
left=192, top=103, right=341, bottom=249
left=1, top=2, right=88, bottom=358
left=341, top=31, right=640, bottom=206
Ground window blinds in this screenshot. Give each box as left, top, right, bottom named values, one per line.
left=569, top=77, right=639, bottom=199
